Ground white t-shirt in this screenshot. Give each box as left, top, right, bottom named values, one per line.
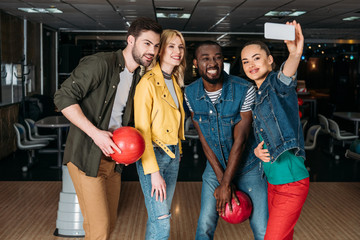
left=108, top=67, right=134, bottom=131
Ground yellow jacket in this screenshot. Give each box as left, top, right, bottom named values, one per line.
left=134, top=63, right=185, bottom=175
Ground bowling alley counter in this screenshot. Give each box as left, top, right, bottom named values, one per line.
left=1, top=181, right=359, bottom=240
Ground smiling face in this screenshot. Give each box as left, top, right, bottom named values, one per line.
left=194, top=44, right=223, bottom=85
left=131, top=30, right=160, bottom=67
left=241, top=44, right=273, bottom=87
left=160, top=35, right=185, bottom=73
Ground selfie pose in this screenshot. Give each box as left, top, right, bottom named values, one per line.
left=241, top=21, right=309, bottom=240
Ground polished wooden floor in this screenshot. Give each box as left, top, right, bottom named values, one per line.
left=0, top=181, right=359, bottom=240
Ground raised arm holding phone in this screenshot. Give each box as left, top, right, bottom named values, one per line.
left=241, top=20, right=309, bottom=240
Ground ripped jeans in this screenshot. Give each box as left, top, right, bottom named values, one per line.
left=136, top=144, right=180, bottom=240
left=195, top=162, right=269, bottom=240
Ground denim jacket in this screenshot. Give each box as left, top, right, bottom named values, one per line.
left=251, top=67, right=305, bottom=163
left=185, top=72, right=259, bottom=174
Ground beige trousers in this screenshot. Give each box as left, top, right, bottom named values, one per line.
left=67, top=157, right=121, bottom=240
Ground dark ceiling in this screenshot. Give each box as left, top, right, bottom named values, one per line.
left=1, top=0, right=360, bottom=44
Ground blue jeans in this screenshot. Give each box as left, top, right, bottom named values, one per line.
left=196, top=162, right=268, bottom=240
left=136, top=144, right=180, bottom=240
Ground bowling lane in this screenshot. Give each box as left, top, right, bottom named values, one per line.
left=1, top=181, right=360, bottom=240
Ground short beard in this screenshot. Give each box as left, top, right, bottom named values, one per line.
left=202, top=72, right=223, bottom=85
left=132, top=47, right=153, bottom=67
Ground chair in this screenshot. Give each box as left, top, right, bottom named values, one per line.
left=304, top=125, right=321, bottom=150
left=318, top=114, right=346, bottom=154
left=345, top=149, right=360, bottom=179
left=318, top=114, right=330, bottom=134
left=184, top=116, right=200, bottom=159
left=24, top=118, right=57, bottom=142
left=328, top=119, right=358, bottom=145
left=304, top=125, right=322, bottom=181
left=301, top=119, right=308, bottom=137
left=13, top=123, right=49, bottom=172
left=328, top=118, right=358, bottom=161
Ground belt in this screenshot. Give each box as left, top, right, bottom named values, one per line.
left=152, top=137, right=175, bottom=158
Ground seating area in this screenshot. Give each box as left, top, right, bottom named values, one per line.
left=24, top=118, right=57, bottom=142
left=328, top=118, right=358, bottom=146
left=304, top=125, right=321, bottom=151
left=13, top=123, right=49, bottom=172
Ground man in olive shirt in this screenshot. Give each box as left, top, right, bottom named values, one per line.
left=54, top=18, right=162, bottom=240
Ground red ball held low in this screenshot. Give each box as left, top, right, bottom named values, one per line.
left=220, top=190, right=253, bottom=224
left=110, top=126, right=145, bottom=165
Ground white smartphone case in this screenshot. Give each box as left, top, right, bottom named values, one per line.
left=264, top=22, right=295, bottom=41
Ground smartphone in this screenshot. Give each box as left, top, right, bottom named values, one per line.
left=264, top=22, right=295, bottom=41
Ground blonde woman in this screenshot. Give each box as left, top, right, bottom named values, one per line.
left=134, top=29, right=186, bottom=240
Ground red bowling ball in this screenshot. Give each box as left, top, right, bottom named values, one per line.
left=220, top=190, right=253, bottom=224
left=110, top=126, right=145, bottom=164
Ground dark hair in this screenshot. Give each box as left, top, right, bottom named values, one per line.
left=193, top=41, right=222, bottom=59
left=126, top=17, right=162, bottom=39
left=242, top=40, right=275, bottom=69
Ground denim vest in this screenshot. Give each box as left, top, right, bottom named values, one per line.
left=251, top=69, right=306, bottom=163
left=185, top=72, right=259, bottom=174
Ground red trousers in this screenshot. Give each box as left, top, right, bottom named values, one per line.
left=265, top=178, right=309, bottom=240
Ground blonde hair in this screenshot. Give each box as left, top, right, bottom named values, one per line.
left=151, top=29, right=186, bottom=88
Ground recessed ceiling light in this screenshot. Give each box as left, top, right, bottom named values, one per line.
left=47, top=8, right=63, bottom=13
left=216, top=33, right=228, bottom=41
left=156, top=13, right=190, bottom=19
left=265, top=11, right=291, bottom=17
left=18, top=8, right=63, bottom=13
left=342, top=16, right=360, bottom=21
left=18, top=8, right=37, bottom=13
left=289, top=11, right=307, bottom=16
left=265, top=10, right=306, bottom=17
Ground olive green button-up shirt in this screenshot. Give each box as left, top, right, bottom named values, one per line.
left=54, top=49, right=142, bottom=177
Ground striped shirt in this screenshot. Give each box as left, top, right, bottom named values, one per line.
left=185, top=85, right=255, bottom=112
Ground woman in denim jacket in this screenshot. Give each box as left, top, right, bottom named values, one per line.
left=134, top=29, right=186, bottom=240
left=241, top=21, right=309, bottom=240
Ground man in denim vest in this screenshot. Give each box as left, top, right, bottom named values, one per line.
left=184, top=41, right=268, bottom=240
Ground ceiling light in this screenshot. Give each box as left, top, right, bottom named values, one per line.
left=210, top=13, right=230, bottom=30
left=265, top=11, right=291, bottom=17
left=47, top=8, right=63, bottom=13
left=216, top=33, right=228, bottom=41
left=265, top=10, right=306, bottom=17
left=156, top=13, right=190, bottom=19
left=18, top=8, right=63, bottom=13
left=18, top=8, right=37, bottom=13
left=288, top=11, right=306, bottom=16
left=342, top=16, right=360, bottom=21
